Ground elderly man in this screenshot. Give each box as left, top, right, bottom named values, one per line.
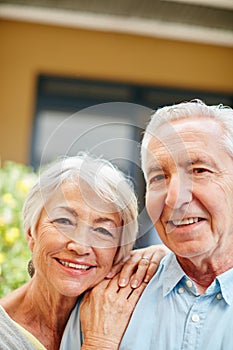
left=61, top=100, right=233, bottom=350
left=118, top=99, right=233, bottom=349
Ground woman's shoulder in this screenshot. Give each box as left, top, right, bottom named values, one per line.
left=0, top=304, right=37, bottom=349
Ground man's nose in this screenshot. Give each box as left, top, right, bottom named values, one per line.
left=165, top=173, right=192, bottom=209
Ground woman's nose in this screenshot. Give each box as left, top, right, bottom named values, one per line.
left=66, top=225, right=92, bottom=255
left=66, top=239, right=92, bottom=255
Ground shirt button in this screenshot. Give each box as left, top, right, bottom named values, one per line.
left=178, top=287, right=184, bottom=294
left=192, top=314, right=200, bottom=323
left=216, top=293, right=222, bottom=300
left=186, top=280, right=193, bottom=288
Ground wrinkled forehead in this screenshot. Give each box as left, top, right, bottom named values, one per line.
left=144, top=117, right=224, bottom=174
left=146, top=117, right=223, bottom=146
left=43, top=178, right=122, bottom=217
left=145, top=138, right=188, bottom=177
left=145, top=122, right=189, bottom=163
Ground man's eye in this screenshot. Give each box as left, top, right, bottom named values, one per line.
left=93, top=227, right=113, bottom=237
left=149, top=174, right=166, bottom=183
left=193, top=168, right=209, bottom=174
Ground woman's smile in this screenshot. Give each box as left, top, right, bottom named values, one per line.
left=55, top=257, right=95, bottom=273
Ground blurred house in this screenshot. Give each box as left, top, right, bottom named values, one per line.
left=0, top=0, right=233, bottom=244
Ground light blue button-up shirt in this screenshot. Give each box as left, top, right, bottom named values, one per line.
left=61, top=252, right=233, bottom=350
left=120, top=252, right=233, bottom=350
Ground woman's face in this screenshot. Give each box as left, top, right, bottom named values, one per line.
left=28, top=180, right=122, bottom=297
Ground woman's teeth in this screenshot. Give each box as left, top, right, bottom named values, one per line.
left=171, top=217, right=199, bottom=226
left=59, top=260, right=90, bottom=270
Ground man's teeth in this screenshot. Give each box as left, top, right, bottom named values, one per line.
left=172, top=218, right=199, bottom=226
left=59, top=260, right=90, bottom=270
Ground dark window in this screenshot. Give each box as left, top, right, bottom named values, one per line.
left=31, top=75, right=233, bottom=246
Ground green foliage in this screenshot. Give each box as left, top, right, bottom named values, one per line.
left=0, top=161, right=37, bottom=297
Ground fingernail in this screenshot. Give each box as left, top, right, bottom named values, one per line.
left=144, top=275, right=150, bottom=283
left=131, top=279, right=139, bottom=288
left=106, top=272, right=114, bottom=278
left=119, top=278, right=126, bottom=287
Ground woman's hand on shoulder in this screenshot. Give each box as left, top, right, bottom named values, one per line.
left=80, top=275, right=147, bottom=350
left=106, top=244, right=170, bottom=289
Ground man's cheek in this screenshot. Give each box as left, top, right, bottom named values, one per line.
left=146, top=192, right=164, bottom=224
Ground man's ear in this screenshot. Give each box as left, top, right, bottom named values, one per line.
left=26, top=229, right=35, bottom=252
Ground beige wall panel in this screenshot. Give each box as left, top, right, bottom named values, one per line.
left=0, top=20, right=232, bottom=163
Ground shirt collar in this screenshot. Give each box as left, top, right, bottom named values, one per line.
left=216, top=268, right=233, bottom=305
left=161, top=252, right=233, bottom=304
left=162, top=253, right=185, bottom=297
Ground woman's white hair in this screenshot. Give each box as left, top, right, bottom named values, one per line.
left=23, top=153, right=138, bottom=264
left=141, top=99, right=233, bottom=176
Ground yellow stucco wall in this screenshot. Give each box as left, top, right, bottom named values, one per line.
left=1, top=19, right=233, bottom=163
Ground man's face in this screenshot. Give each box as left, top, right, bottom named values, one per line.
left=145, top=117, right=233, bottom=261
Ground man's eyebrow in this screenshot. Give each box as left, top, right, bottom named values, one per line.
left=187, top=153, right=218, bottom=167
left=146, top=165, right=163, bottom=177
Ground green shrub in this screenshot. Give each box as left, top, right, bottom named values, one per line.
left=0, top=161, right=37, bottom=297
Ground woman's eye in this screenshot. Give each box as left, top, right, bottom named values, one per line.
left=53, top=218, right=73, bottom=225
left=93, top=227, right=114, bottom=237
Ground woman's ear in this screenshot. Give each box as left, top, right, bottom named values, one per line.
left=26, top=229, right=35, bottom=252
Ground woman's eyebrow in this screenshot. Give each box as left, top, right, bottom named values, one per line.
left=94, top=217, right=118, bottom=228
left=56, top=206, right=78, bottom=217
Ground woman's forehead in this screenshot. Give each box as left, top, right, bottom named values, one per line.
left=43, top=180, right=122, bottom=221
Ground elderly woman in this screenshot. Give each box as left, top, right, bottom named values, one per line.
left=0, top=153, right=168, bottom=350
